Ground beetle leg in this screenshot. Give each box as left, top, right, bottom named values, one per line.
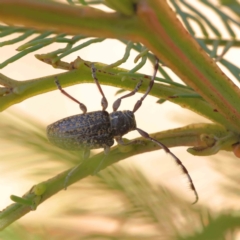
left=64, top=164, right=80, bottom=190
left=91, top=63, right=108, bottom=111
left=103, top=145, right=110, bottom=155
left=136, top=127, right=199, bottom=204
left=83, top=148, right=90, bottom=160
left=115, top=136, right=142, bottom=146
left=54, top=77, right=87, bottom=114
left=64, top=149, right=90, bottom=189
left=112, top=80, right=143, bottom=112
left=93, top=146, right=110, bottom=175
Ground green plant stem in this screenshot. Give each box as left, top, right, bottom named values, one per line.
left=0, top=73, right=19, bottom=87
left=198, top=38, right=240, bottom=47
left=0, top=63, right=233, bottom=129
left=178, top=214, right=240, bottom=240
left=136, top=1, right=240, bottom=133
left=0, top=0, right=141, bottom=38
left=0, top=123, right=229, bottom=230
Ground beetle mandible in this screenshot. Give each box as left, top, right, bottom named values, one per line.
left=47, top=58, right=198, bottom=204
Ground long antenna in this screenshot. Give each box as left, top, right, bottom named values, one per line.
left=133, top=57, right=159, bottom=113
left=136, top=127, right=199, bottom=204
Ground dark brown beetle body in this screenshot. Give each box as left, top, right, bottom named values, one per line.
left=47, top=58, right=199, bottom=204
left=47, top=111, right=114, bottom=151
left=47, top=110, right=136, bottom=151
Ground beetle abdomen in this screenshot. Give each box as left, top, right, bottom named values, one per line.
left=47, top=111, right=114, bottom=150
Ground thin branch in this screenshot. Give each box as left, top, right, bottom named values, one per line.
left=0, top=60, right=233, bottom=128
left=0, top=123, right=229, bottom=229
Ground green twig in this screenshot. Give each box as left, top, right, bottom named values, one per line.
left=0, top=123, right=230, bottom=229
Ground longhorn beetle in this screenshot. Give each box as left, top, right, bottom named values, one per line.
left=47, top=58, right=198, bottom=204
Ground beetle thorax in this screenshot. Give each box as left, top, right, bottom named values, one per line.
left=109, top=110, right=136, bottom=137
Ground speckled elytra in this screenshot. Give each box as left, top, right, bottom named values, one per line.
left=47, top=58, right=198, bottom=204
